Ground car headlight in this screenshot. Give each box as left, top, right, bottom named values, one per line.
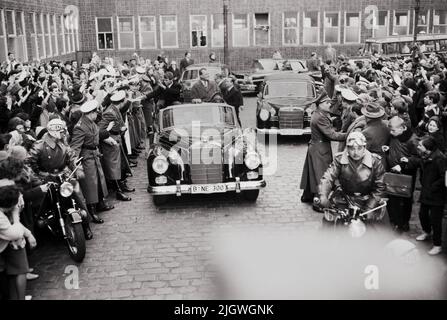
left=60, top=182, right=74, bottom=198
left=152, top=156, right=169, bottom=174
left=259, top=109, right=270, bottom=121
left=244, top=152, right=261, bottom=170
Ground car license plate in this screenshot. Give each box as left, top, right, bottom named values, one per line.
left=281, top=129, right=303, bottom=135
left=191, top=184, right=227, bottom=194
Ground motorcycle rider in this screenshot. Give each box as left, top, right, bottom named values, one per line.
left=317, top=131, right=386, bottom=218
left=27, top=119, right=94, bottom=240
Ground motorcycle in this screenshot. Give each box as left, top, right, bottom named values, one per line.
left=315, top=188, right=388, bottom=238
left=35, top=159, right=87, bottom=262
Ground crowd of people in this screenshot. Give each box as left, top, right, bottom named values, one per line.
left=0, top=49, right=244, bottom=300
left=300, top=44, right=447, bottom=257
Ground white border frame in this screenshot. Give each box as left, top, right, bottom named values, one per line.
left=253, top=12, right=270, bottom=46
left=138, top=15, right=157, bottom=49
left=117, top=16, right=135, bottom=50
left=344, top=11, right=361, bottom=44
left=160, top=15, right=179, bottom=49
left=282, top=11, right=299, bottom=46
left=232, top=13, right=250, bottom=47
left=393, top=10, right=411, bottom=35
left=95, top=16, right=114, bottom=50
left=323, top=11, right=341, bottom=44
left=190, top=14, right=208, bottom=48
left=210, top=13, right=224, bottom=48
left=302, top=11, right=320, bottom=45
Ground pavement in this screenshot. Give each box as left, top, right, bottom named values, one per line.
left=27, top=96, right=447, bottom=300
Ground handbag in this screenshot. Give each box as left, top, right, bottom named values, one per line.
left=383, top=172, right=413, bottom=198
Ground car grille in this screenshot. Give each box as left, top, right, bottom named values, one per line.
left=279, top=109, right=304, bottom=129
left=189, top=144, right=223, bottom=184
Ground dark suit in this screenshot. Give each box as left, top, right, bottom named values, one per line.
left=146, top=83, right=182, bottom=108
left=222, top=86, right=243, bottom=125
left=180, top=58, right=194, bottom=74
left=190, top=80, right=218, bottom=102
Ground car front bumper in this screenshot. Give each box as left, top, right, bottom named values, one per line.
left=147, top=179, right=266, bottom=196
left=256, top=128, right=311, bottom=135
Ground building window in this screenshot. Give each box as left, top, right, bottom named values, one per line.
left=0, top=10, right=7, bottom=63
left=372, top=10, right=389, bottom=37
left=434, top=10, right=447, bottom=33
left=253, top=13, right=269, bottom=46
left=211, top=13, right=224, bottom=47
left=51, top=15, right=58, bottom=56
left=45, top=14, right=53, bottom=57
left=58, top=15, right=65, bottom=54
left=4, top=10, right=27, bottom=62
left=345, top=12, right=360, bottom=43
left=28, top=12, right=38, bottom=61
left=160, top=15, right=178, bottom=48
left=139, top=16, right=156, bottom=49
left=393, top=11, right=409, bottom=35
left=36, top=13, right=45, bottom=58
left=190, top=15, right=207, bottom=48
left=117, top=16, right=135, bottom=49
left=283, top=12, right=298, bottom=45
left=96, top=17, right=113, bottom=50
left=232, top=13, right=249, bottom=47
left=324, top=12, right=340, bottom=44
left=303, top=11, right=319, bottom=44
left=414, top=9, right=430, bottom=34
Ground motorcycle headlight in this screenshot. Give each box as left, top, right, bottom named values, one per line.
left=152, top=156, right=169, bottom=174
left=60, top=182, right=74, bottom=198
left=244, top=152, right=261, bottom=170
left=259, top=109, right=270, bottom=121
left=324, top=211, right=335, bottom=222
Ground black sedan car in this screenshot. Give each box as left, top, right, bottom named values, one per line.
left=147, top=103, right=266, bottom=205
left=256, top=73, right=317, bottom=135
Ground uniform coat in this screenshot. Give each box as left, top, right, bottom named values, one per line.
left=70, top=115, right=108, bottom=204
left=300, top=109, right=347, bottom=194
left=98, top=104, right=124, bottom=180
left=190, top=80, right=218, bottom=102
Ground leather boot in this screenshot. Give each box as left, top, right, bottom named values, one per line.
left=115, top=181, right=132, bottom=201
left=82, top=222, right=93, bottom=240
left=119, top=180, right=135, bottom=193
left=88, top=204, right=104, bottom=224
left=97, top=199, right=114, bottom=212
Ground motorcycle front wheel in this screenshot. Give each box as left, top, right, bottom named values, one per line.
left=64, top=216, right=86, bottom=263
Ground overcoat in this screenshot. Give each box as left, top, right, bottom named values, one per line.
left=300, top=109, right=347, bottom=194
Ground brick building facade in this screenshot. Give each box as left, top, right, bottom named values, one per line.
left=1, top=0, right=446, bottom=70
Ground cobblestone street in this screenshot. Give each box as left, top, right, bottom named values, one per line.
left=27, top=97, right=445, bottom=300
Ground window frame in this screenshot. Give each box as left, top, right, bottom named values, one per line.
left=95, top=16, right=114, bottom=50
left=323, top=11, right=341, bottom=44
left=28, top=12, right=39, bottom=61
left=190, top=14, right=208, bottom=48
left=45, top=14, right=53, bottom=57
left=433, top=9, right=447, bottom=33
left=232, top=13, right=250, bottom=47
left=344, top=11, right=361, bottom=44
left=302, top=11, right=320, bottom=45
left=253, top=12, right=270, bottom=46
left=372, top=10, right=390, bottom=37
left=160, top=15, right=179, bottom=49
left=393, top=10, right=410, bottom=35
left=0, top=10, right=7, bottom=62
left=117, top=16, right=135, bottom=50
left=413, top=9, right=430, bottom=34
left=59, top=15, right=66, bottom=54
left=282, top=11, right=299, bottom=46
left=211, top=13, right=224, bottom=48
left=51, top=14, right=58, bottom=56
left=138, top=15, right=157, bottom=49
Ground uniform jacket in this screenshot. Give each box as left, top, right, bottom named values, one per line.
left=318, top=150, right=386, bottom=209
left=28, top=133, right=77, bottom=175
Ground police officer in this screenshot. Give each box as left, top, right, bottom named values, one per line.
left=317, top=131, right=386, bottom=213
left=70, top=100, right=114, bottom=226
left=98, top=91, right=133, bottom=201
left=27, top=119, right=94, bottom=240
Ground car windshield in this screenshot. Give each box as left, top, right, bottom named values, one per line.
left=264, top=81, right=314, bottom=98
left=182, top=67, right=222, bottom=81
left=253, top=60, right=276, bottom=71
left=161, top=105, right=236, bottom=129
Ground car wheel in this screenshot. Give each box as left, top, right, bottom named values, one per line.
left=153, top=195, right=168, bottom=206
left=242, top=190, right=259, bottom=202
